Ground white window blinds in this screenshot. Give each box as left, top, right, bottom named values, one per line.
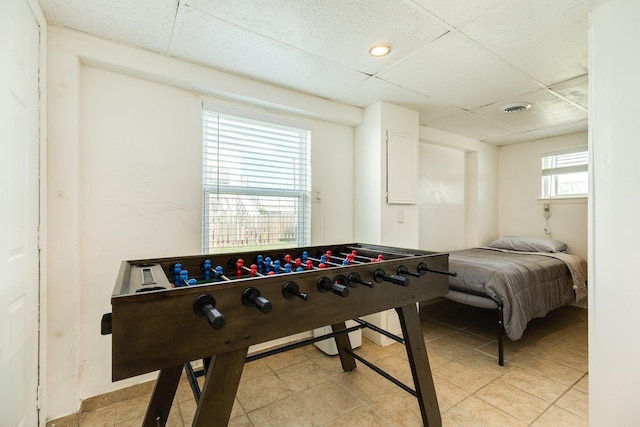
left=202, top=107, right=311, bottom=252
left=541, top=147, right=588, bottom=198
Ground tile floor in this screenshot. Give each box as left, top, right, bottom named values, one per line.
left=78, top=300, right=588, bottom=426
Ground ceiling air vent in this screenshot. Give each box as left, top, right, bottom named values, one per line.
left=499, top=102, right=532, bottom=113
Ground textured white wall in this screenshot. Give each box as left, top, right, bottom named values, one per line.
left=589, top=0, right=640, bottom=423
left=498, top=132, right=588, bottom=260
left=46, top=27, right=357, bottom=420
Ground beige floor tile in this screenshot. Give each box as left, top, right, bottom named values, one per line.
left=274, top=358, right=329, bottom=392
left=555, top=388, right=589, bottom=419
left=79, top=405, right=115, bottom=427
left=499, top=366, right=569, bottom=403
left=421, top=319, right=457, bottom=341
left=475, top=379, right=550, bottom=424
left=178, top=396, right=244, bottom=425
left=228, top=414, right=253, bottom=427
left=520, top=356, right=585, bottom=386
left=321, top=404, right=394, bottom=427
left=432, top=375, right=470, bottom=412
left=573, top=373, right=588, bottom=394
left=433, top=356, right=503, bottom=394
left=330, top=364, right=396, bottom=401
left=241, top=358, right=273, bottom=381
left=263, top=346, right=309, bottom=372
left=445, top=396, right=527, bottom=427
left=236, top=371, right=293, bottom=412
left=531, top=405, right=589, bottom=427
left=112, top=395, right=150, bottom=424
left=537, top=345, right=589, bottom=372
left=246, top=381, right=361, bottom=426
left=366, top=389, right=424, bottom=427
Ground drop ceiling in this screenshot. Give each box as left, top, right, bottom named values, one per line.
left=39, top=0, right=603, bottom=146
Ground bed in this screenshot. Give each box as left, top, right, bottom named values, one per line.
left=443, top=236, right=587, bottom=365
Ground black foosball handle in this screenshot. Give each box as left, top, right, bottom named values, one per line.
left=242, top=287, right=273, bottom=313
left=282, top=281, right=309, bottom=301
left=417, top=262, right=457, bottom=277
left=348, top=272, right=374, bottom=288
left=193, top=294, right=226, bottom=330
left=396, top=265, right=421, bottom=278
left=317, top=276, right=349, bottom=297
left=373, top=268, right=410, bottom=287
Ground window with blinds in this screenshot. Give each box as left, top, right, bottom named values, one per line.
left=541, top=147, right=588, bottom=198
left=202, top=107, right=311, bottom=253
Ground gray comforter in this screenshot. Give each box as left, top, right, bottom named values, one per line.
left=448, top=248, right=587, bottom=340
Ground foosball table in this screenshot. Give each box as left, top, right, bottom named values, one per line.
left=102, top=243, right=451, bottom=427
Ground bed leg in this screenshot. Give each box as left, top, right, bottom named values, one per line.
left=497, top=304, right=504, bottom=366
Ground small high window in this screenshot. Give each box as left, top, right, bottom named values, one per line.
left=541, top=147, right=588, bottom=198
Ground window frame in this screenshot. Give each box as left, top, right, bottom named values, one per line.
left=541, top=146, right=589, bottom=199
left=202, top=101, right=312, bottom=253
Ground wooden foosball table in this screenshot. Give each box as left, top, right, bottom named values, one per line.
left=102, top=243, right=451, bottom=426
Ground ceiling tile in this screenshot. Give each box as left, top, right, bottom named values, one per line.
left=471, top=88, right=588, bottom=132
left=170, top=5, right=369, bottom=100
left=529, top=119, right=588, bottom=139
left=331, top=77, right=462, bottom=122
left=410, top=0, right=505, bottom=27
left=40, top=0, right=178, bottom=54
left=185, top=0, right=450, bottom=75
left=460, top=0, right=598, bottom=85
left=425, top=110, right=520, bottom=141
left=550, top=75, right=589, bottom=109
left=483, top=131, right=542, bottom=146
left=377, top=31, right=539, bottom=109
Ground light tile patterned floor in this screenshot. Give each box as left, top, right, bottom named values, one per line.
left=77, top=300, right=588, bottom=426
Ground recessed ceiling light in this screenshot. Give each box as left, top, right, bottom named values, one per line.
left=499, top=102, right=532, bottom=113
left=369, top=44, right=391, bottom=57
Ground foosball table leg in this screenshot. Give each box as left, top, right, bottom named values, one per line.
left=192, top=347, right=249, bottom=427
left=142, top=365, right=183, bottom=427
left=331, top=321, right=357, bottom=372
left=396, top=303, right=442, bottom=427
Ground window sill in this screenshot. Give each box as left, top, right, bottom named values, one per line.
left=538, top=196, right=588, bottom=204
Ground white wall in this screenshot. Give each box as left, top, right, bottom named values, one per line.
left=419, top=126, right=499, bottom=250
left=46, top=27, right=358, bottom=420
left=498, top=132, right=588, bottom=260
left=418, top=143, right=466, bottom=251
left=589, top=0, right=640, bottom=423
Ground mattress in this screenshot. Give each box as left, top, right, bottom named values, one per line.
left=447, top=247, right=587, bottom=340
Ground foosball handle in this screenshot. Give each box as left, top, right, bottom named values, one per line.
left=396, top=265, right=421, bottom=278
left=317, top=276, right=349, bottom=297
left=347, top=272, right=374, bottom=288
left=417, top=262, right=458, bottom=277
left=282, top=281, right=309, bottom=301
left=242, top=287, right=273, bottom=314
left=373, top=268, right=410, bottom=287
left=193, top=294, right=226, bottom=330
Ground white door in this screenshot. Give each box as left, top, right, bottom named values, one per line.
left=0, top=0, right=42, bottom=425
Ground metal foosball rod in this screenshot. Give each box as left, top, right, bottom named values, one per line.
left=339, top=250, right=384, bottom=263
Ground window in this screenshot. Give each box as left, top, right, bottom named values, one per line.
left=541, top=147, right=588, bottom=198
left=202, top=105, right=311, bottom=253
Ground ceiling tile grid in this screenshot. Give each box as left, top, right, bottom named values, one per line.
left=39, top=0, right=601, bottom=145
left=40, top=0, right=178, bottom=54
left=169, top=4, right=370, bottom=100
left=458, top=0, right=596, bottom=86
left=185, top=0, right=451, bottom=75
left=376, top=30, right=540, bottom=110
